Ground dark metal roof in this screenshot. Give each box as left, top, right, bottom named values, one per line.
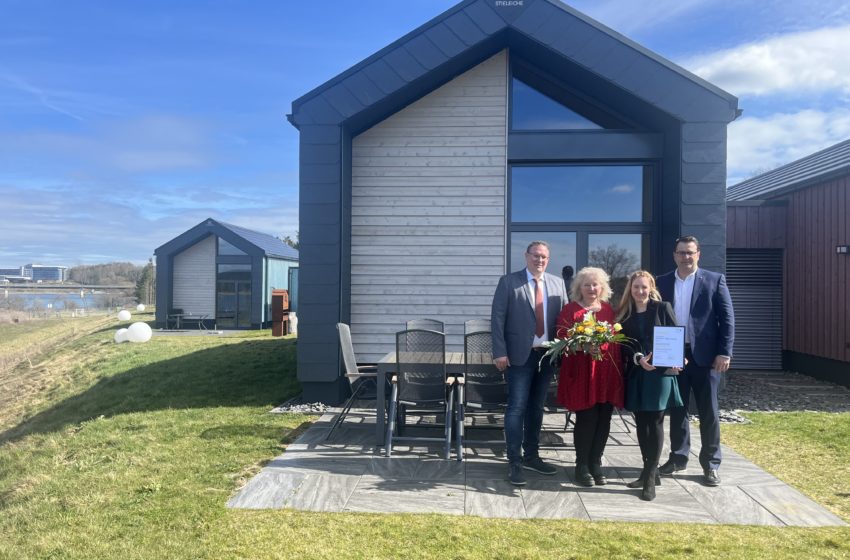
left=154, top=218, right=299, bottom=260
left=289, top=0, right=738, bottom=130
left=218, top=221, right=299, bottom=260
left=727, top=139, right=850, bottom=201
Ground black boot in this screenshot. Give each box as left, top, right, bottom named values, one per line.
left=627, top=463, right=661, bottom=489
left=588, top=462, right=607, bottom=486
left=640, top=466, right=657, bottom=501
left=574, top=463, right=593, bottom=487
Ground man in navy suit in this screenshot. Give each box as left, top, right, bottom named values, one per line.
left=656, top=236, right=734, bottom=486
left=491, top=241, right=567, bottom=486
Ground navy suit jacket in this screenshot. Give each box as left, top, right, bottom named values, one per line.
left=491, top=269, right=567, bottom=367
left=657, top=268, right=734, bottom=368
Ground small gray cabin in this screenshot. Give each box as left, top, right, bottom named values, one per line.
left=154, top=218, right=298, bottom=330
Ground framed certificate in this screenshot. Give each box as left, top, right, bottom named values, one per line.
left=652, top=326, right=685, bottom=369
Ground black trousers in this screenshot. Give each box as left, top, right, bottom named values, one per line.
left=573, top=403, right=613, bottom=466
left=634, top=410, right=665, bottom=467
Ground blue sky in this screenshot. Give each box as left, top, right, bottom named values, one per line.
left=2, top=0, right=849, bottom=266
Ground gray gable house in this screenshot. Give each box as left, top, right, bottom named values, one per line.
left=154, top=218, right=298, bottom=330
left=288, top=0, right=739, bottom=403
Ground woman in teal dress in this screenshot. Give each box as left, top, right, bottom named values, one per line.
left=617, top=270, right=683, bottom=501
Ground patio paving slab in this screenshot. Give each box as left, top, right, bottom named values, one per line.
left=227, top=408, right=847, bottom=526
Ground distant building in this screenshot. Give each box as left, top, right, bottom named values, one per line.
left=727, top=138, right=850, bottom=387
left=154, top=218, right=299, bottom=329
left=23, top=264, right=69, bottom=282
left=0, top=267, right=24, bottom=277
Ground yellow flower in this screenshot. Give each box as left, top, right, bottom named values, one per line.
left=613, top=323, right=622, bottom=332
left=595, top=326, right=606, bottom=333
left=575, top=326, right=584, bottom=333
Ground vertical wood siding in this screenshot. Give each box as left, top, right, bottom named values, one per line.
left=726, top=205, right=787, bottom=249
left=350, top=51, right=508, bottom=361
left=173, top=235, right=216, bottom=317
left=784, top=175, right=849, bottom=363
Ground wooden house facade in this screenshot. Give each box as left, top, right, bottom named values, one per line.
left=289, top=0, right=739, bottom=403
left=727, top=139, right=850, bottom=386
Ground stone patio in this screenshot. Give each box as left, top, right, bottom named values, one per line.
left=227, top=406, right=846, bottom=526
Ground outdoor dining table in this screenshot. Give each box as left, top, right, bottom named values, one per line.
left=374, top=350, right=496, bottom=447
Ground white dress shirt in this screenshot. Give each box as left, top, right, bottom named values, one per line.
left=674, top=269, right=696, bottom=341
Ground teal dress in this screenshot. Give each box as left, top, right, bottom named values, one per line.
left=622, top=301, right=684, bottom=412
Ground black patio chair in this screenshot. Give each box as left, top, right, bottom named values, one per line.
left=463, top=318, right=491, bottom=334
left=455, top=330, right=507, bottom=461
left=385, top=329, right=453, bottom=459
left=325, top=323, right=380, bottom=441
left=405, top=318, right=445, bottom=332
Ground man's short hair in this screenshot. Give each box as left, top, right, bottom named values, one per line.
left=674, top=235, right=700, bottom=250
left=526, top=241, right=550, bottom=253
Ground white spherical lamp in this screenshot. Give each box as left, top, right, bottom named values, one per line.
left=114, top=328, right=129, bottom=343
left=136, top=304, right=146, bottom=312
left=117, top=310, right=132, bottom=321
left=127, top=321, right=153, bottom=343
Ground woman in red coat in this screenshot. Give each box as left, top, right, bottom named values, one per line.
left=556, top=266, right=624, bottom=487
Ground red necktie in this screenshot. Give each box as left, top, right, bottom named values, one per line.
left=534, top=278, right=544, bottom=337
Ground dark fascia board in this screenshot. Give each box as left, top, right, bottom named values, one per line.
left=154, top=218, right=264, bottom=259
left=726, top=199, right=789, bottom=207
left=289, top=0, right=738, bottom=131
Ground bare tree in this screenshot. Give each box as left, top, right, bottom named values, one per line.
left=588, top=244, right=638, bottom=279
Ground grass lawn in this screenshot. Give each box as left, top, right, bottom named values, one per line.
left=0, top=317, right=848, bottom=559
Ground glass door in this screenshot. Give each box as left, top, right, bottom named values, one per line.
left=236, top=281, right=252, bottom=328
left=216, top=264, right=252, bottom=329
left=216, top=281, right=237, bottom=329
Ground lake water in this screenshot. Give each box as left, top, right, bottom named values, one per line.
left=2, top=291, right=124, bottom=310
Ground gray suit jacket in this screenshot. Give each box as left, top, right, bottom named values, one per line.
left=491, top=269, right=567, bottom=366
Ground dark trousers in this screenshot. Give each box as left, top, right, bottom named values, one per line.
left=504, top=349, right=551, bottom=464
left=667, top=348, right=722, bottom=470
left=573, top=403, right=613, bottom=466
left=634, top=410, right=665, bottom=467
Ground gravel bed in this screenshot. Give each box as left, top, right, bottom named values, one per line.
left=270, top=396, right=330, bottom=414
left=270, top=371, right=850, bottom=423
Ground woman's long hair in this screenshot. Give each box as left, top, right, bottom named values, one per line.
left=616, top=270, right=661, bottom=322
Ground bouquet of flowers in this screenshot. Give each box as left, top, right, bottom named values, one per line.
left=539, top=310, right=629, bottom=367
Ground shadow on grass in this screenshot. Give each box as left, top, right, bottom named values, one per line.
left=1, top=338, right=301, bottom=443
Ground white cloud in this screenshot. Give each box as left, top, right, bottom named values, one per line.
left=727, top=108, right=850, bottom=184
left=570, top=0, right=708, bottom=36
left=609, top=184, right=634, bottom=194
left=688, top=25, right=850, bottom=96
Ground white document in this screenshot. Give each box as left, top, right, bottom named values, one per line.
left=652, top=326, right=685, bottom=368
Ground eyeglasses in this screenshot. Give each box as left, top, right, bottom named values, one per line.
left=675, top=251, right=698, bottom=257
left=527, top=253, right=549, bottom=261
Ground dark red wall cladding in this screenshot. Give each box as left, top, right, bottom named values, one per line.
left=729, top=175, right=849, bottom=363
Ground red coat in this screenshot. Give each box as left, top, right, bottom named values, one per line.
left=555, top=301, right=624, bottom=411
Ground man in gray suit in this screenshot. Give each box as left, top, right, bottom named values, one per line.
left=491, top=241, right=567, bottom=486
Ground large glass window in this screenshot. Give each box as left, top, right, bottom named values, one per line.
left=511, top=166, right=647, bottom=223
left=510, top=232, right=576, bottom=285
left=588, top=233, right=646, bottom=305
left=218, top=237, right=246, bottom=256
left=511, top=77, right=602, bottom=131
left=508, top=165, right=653, bottom=299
